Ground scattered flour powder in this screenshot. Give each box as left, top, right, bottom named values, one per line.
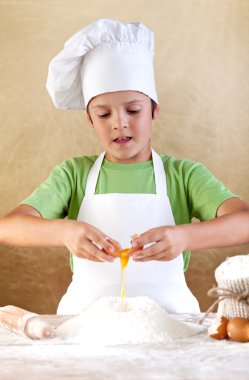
left=57, top=296, right=204, bottom=346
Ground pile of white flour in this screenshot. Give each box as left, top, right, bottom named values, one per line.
left=57, top=296, right=204, bottom=346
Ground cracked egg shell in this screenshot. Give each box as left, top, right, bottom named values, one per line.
left=208, top=315, right=229, bottom=340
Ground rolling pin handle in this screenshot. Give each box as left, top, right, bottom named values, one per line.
left=0, top=305, right=53, bottom=339
left=25, top=316, right=53, bottom=339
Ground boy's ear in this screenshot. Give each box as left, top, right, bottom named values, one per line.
left=152, top=104, right=160, bottom=120
left=85, top=111, right=94, bottom=127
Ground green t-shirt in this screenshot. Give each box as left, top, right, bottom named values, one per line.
left=21, top=153, right=236, bottom=271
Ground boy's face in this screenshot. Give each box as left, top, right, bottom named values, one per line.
left=87, top=91, right=159, bottom=163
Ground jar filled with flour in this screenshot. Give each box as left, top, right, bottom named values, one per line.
left=214, top=254, right=249, bottom=319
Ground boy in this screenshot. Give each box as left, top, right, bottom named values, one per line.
left=0, top=19, right=248, bottom=314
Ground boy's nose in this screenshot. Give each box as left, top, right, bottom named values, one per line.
left=112, top=113, right=128, bottom=129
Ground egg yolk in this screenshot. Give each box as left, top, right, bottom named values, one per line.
left=120, top=249, right=130, bottom=298
left=104, top=241, right=142, bottom=298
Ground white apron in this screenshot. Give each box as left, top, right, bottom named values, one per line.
left=57, top=149, right=200, bottom=314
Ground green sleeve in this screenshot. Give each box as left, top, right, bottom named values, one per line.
left=185, top=162, right=237, bottom=221
left=164, top=157, right=237, bottom=271
left=20, top=160, right=77, bottom=219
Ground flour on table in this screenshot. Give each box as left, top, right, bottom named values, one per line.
left=57, top=296, right=204, bottom=346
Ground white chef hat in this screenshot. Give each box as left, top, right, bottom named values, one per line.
left=46, top=18, right=158, bottom=110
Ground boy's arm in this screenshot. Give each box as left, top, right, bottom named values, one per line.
left=0, top=205, right=115, bottom=262
left=185, top=197, right=249, bottom=250
left=131, top=197, right=249, bottom=261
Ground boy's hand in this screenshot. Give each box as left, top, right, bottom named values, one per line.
left=130, top=226, right=186, bottom=262
left=63, top=220, right=120, bottom=262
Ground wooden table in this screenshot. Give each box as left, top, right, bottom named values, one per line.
left=0, top=313, right=248, bottom=380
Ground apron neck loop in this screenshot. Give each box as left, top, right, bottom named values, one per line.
left=85, top=149, right=167, bottom=196
left=151, top=149, right=167, bottom=196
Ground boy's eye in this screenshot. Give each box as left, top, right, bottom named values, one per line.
left=98, top=113, right=110, bottom=118
left=128, top=109, right=140, bottom=114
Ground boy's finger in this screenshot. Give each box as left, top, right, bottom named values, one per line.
left=133, top=241, right=159, bottom=258
left=132, top=227, right=161, bottom=245
left=89, top=232, right=119, bottom=255
left=86, top=240, right=114, bottom=262
left=131, top=232, right=156, bottom=248
left=133, top=241, right=170, bottom=261
left=102, top=237, right=121, bottom=257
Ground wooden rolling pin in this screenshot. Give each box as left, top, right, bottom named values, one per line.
left=0, top=305, right=53, bottom=339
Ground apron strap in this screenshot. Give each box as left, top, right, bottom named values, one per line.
left=85, top=152, right=105, bottom=196
left=151, top=149, right=167, bottom=196
left=85, top=149, right=167, bottom=196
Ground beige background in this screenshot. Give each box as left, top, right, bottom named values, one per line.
left=0, top=0, right=248, bottom=313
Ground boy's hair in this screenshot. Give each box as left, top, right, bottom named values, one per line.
left=151, top=99, right=157, bottom=119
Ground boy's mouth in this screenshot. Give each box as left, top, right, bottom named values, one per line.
left=113, top=136, right=132, bottom=144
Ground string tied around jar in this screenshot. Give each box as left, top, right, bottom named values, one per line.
left=198, top=286, right=249, bottom=324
